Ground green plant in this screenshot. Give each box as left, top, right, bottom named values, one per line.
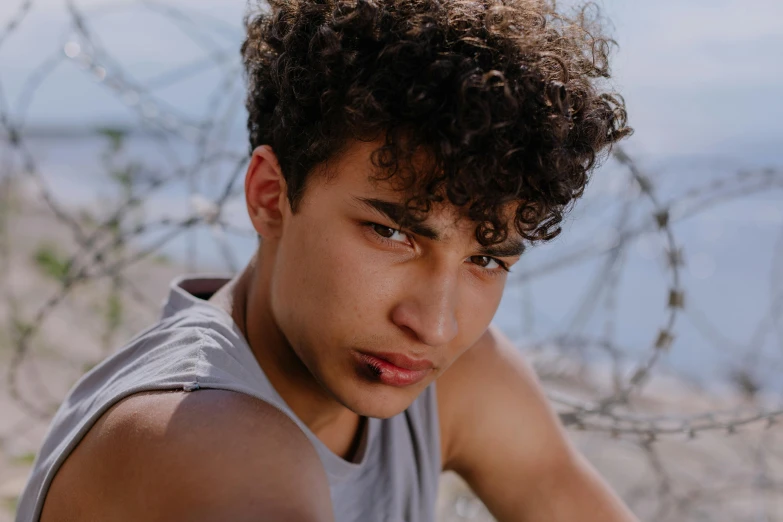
left=11, top=452, right=36, bottom=466
left=33, top=244, right=69, bottom=281
left=3, top=496, right=18, bottom=515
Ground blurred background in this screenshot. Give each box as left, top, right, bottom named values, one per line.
left=0, top=0, right=782, bottom=520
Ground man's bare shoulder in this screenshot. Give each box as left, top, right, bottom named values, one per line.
left=41, top=389, right=333, bottom=522
left=436, top=325, right=564, bottom=471
left=436, top=327, right=638, bottom=521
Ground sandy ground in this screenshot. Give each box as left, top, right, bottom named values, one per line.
left=1, top=180, right=782, bottom=522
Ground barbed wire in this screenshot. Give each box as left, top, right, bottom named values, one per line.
left=1, top=2, right=782, bottom=521
left=0, top=0, right=33, bottom=49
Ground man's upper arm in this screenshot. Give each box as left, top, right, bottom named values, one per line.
left=437, top=326, right=638, bottom=522
left=41, top=389, right=334, bottom=522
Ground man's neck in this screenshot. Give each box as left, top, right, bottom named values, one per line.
left=217, top=255, right=364, bottom=460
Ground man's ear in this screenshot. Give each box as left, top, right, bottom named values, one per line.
left=245, top=145, right=289, bottom=239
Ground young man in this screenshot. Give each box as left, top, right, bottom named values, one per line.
left=17, top=0, right=637, bottom=520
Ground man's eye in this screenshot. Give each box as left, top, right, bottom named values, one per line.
left=371, top=223, right=408, bottom=243
left=469, top=255, right=505, bottom=270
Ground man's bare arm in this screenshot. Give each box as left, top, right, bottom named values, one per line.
left=437, top=326, right=639, bottom=522
left=41, top=389, right=333, bottom=522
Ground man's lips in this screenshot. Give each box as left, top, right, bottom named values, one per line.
left=353, top=350, right=434, bottom=387
left=359, top=351, right=434, bottom=371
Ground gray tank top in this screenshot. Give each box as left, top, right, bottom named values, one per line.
left=16, top=276, right=442, bottom=522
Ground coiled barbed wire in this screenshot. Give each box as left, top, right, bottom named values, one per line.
left=1, top=2, right=782, bottom=521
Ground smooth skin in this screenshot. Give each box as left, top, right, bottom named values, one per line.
left=41, top=140, right=638, bottom=521
left=41, top=391, right=334, bottom=522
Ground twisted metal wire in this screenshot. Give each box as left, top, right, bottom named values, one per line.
left=1, top=2, right=782, bottom=520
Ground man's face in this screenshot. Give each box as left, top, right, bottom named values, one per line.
left=268, top=140, right=523, bottom=419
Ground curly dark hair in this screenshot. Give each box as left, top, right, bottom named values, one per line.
left=241, top=0, right=632, bottom=245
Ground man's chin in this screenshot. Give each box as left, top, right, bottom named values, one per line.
left=339, top=385, right=419, bottom=419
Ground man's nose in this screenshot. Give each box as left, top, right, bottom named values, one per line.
left=390, top=263, right=459, bottom=347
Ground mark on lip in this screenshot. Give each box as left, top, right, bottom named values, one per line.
left=366, top=359, right=383, bottom=377
left=357, top=352, right=386, bottom=380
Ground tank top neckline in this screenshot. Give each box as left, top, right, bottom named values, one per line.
left=164, top=274, right=380, bottom=480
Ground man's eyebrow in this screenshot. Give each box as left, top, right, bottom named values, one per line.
left=353, top=197, right=440, bottom=240
left=353, top=196, right=525, bottom=257
left=477, top=239, right=526, bottom=258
